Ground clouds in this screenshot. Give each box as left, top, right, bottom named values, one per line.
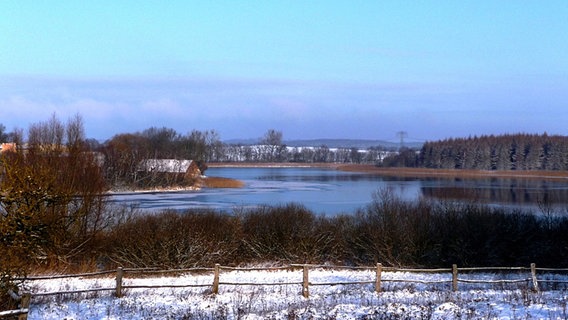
left=1, top=2, right=568, bottom=143
left=0, top=76, right=395, bottom=139
left=1, top=72, right=567, bottom=142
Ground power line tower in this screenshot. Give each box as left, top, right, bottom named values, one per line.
left=396, top=131, right=408, bottom=150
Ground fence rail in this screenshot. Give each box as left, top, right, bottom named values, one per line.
left=17, top=263, right=568, bottom=298
left=0, top=293, right=30, bottom=320
left=5, top=262, right=568, bottom=318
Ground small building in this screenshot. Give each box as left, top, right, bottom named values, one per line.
left=138, top=159, right=206, bottom=181
left=138, top=159, right=193, bottom=173
left=0, top=143, right=16, bottom=153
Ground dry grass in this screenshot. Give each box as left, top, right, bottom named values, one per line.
left=202, top=176, right=245, bottom=188
left=336, top=165, right=568, bottom=180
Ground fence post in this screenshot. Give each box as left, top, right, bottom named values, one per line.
left=452, top=264, right=458, bottom=292
left=115, top=267, right=124, bottom=298
left=17, top=293, right=31, bottom=320
left=212, top=264, right=220, bottom=294
left=375, top=263, right=382, bottom=293
left=530, top=263, right=539, bottom=292
left=302, top=265, right=309, bottom=298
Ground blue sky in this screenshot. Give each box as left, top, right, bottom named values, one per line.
left=1, top=1, right=567, bottom=142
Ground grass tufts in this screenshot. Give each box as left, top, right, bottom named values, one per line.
left=202, top=176, right=245, bottom=188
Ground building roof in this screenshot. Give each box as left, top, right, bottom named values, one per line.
left=138, top=159, right=193, bottom=173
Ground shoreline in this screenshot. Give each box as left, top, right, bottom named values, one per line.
left=207, top=162, right=568, bottom=181
left=107, top=175, right=245, bottom=194
left=108, top=163, right=568, bottom=194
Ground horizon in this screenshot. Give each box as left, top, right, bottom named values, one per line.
left=2, top=2, right=567, bottom=142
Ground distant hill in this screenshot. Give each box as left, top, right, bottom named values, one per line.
left=285, top=139, right=400, bottom=149
left=224, top=138, right=422, bottom=149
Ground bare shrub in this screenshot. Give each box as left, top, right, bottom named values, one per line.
left=101, top=192, right=568, bottom=269
left=425, top=201, right=541, bottom=267
left=350, top=188, right=431, bottom=267
left=237, top=203, right=341, bottom=263
left=107, top=209, right=241, bottom=268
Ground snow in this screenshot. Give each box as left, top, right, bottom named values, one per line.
left=137, top=159, right=193, bottom=173
left=23, top=267, right=568, bottom=319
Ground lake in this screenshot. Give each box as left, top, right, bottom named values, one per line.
left=109, top=167, right=568, bottom=215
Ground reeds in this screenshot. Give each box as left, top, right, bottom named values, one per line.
left=202, top=176, right=245, bottom=188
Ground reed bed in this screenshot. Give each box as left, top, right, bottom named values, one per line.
left=202, top=176, right=245, bottom=188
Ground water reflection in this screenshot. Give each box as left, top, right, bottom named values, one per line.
left=257, top=172, right=382, bottom=183
left=420, top=177, right=568, bottom=205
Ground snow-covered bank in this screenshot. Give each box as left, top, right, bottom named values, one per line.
left=25, top=268, right=568, bottom=319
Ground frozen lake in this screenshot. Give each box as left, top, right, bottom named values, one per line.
left=109, top=167, right=568, bottom=215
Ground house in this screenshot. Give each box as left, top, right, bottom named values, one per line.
left=137, top=159, right=207, bottom=181
left=0, top=143, right=17, bottom=153
left=138, top=159, right=193, bottom=173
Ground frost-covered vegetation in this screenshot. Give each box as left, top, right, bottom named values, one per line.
left=26, top=268, right=568, bottom=319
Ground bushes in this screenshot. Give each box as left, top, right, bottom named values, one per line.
left=106, top=210, right=242, bottom=268
left=351, top=194, right=552, bottom=268
left=104, top=204, right=347, bottom=268
left=9, top=190, right=568, bottom=272
left=238, top=203, right=342, bottom=263
left=350, top=189, right=434, bottom=266
left=95, top=194, right=568, bottom=269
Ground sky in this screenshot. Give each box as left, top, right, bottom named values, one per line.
left=1, top=1, right=567, bottom=143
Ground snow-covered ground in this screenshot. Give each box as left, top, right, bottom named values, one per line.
left=24, top=268, right=568, bottom=319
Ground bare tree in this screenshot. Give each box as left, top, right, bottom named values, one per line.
left=66, top=113, right=86, bottom=153
left=7, top=127, right=24, bottom=147
left=181, top=129, right=223, bottom=162
left=1, top=114, right=110, bottom=306
left=102, top=133, right=150, bottom=187
left=141, top=127, right=181, bottom=158
left=314, top=145, right=331, bottom=163
left=261, top=129, right=285, bottom=162
left=28, top=113, right=65, bottom=153
left=185, top=130, right=207, bottom=161
left=204, top=129, right=223, bottom=162
left=0, top=124, right=7, bottom=143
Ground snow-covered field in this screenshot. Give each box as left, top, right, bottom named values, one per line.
left=24, top=268, right=568, bottom=319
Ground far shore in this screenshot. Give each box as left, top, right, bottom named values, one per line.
left=207, top=162, right=568, bottom=181
left=108, top=163, right=568, bottom=194
left=107, top=175, right=245, bottom=194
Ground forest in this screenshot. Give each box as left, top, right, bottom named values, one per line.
left=379, top=133, right=568, bottom=170
left=419, top=133, right=568, bottom=170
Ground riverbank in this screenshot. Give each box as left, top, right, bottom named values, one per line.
left=208, top=162, right=568, bottom=180
left=107, top=176, right=245, bottom=193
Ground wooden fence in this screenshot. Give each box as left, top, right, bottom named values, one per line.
left=0, top=293, right=30, bottom=320
left=4, top=263, right=568, bottom=318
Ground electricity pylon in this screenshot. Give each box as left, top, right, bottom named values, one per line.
left=396, top=131, right=408, bottom=150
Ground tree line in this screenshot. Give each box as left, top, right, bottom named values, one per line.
left=1, top=121, right=390, bottom=190
left=381, top=133, right=568, bottom=170
left=3, top=118, right=568, bottom=183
